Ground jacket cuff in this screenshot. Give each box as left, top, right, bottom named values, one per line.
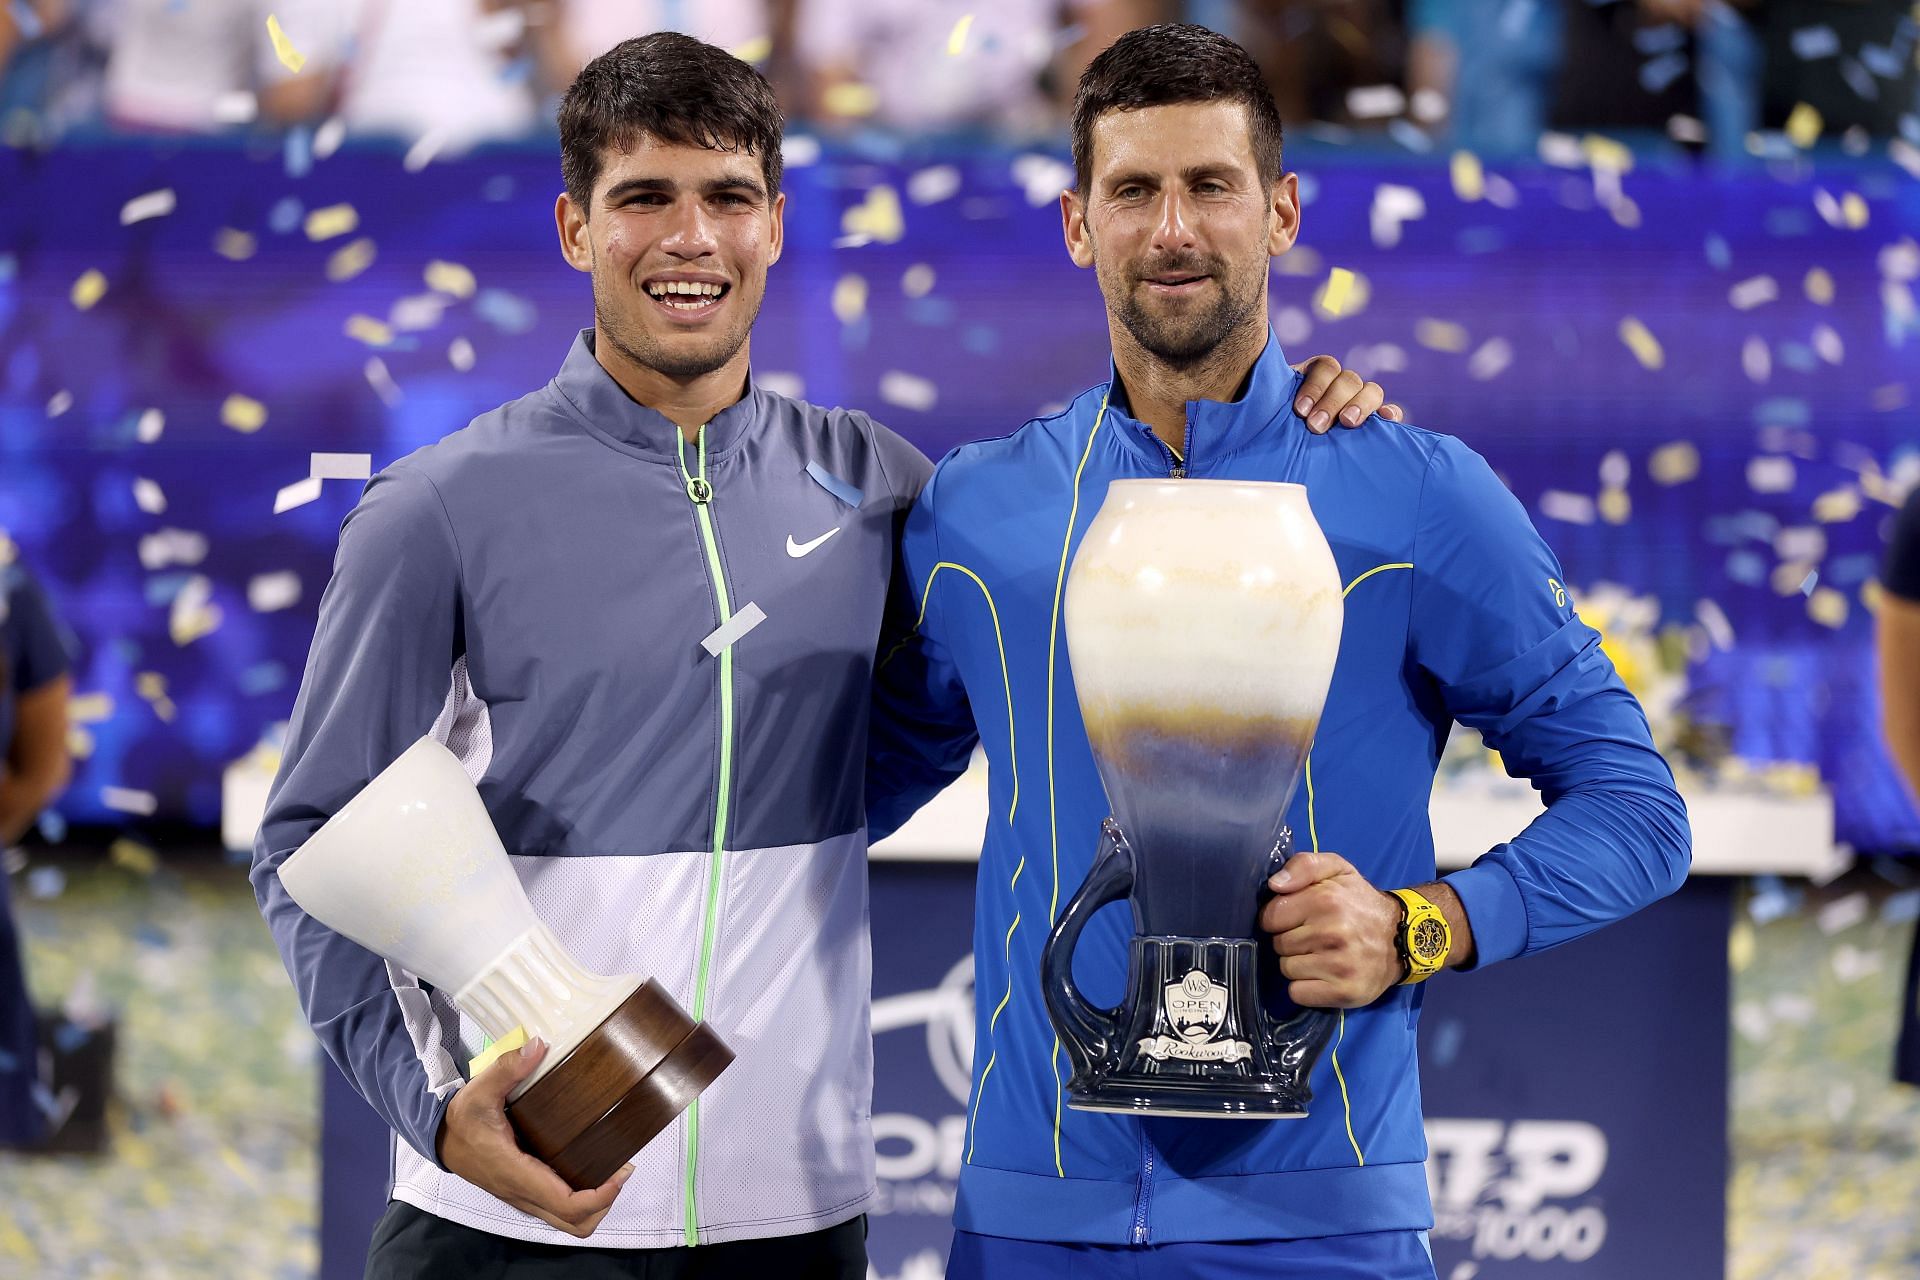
left=1443, top=857, right=1529, bottom=968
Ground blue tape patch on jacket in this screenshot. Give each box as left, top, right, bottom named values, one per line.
left=806, top=461, right=864, bottom=508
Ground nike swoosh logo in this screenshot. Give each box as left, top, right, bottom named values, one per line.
left=786, top=527, right=841, bottom=558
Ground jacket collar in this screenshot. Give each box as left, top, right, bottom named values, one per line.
left=1103, top=330, right=1304, bottom=474
left=552, top=328, right=761, bottom=460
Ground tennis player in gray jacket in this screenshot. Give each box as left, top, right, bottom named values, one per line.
left=250, top=31, right=1396, bottom=1278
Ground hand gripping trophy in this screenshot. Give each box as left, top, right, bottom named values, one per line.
left=1042, top=479, right=1343, bottom=1116
left=276, top=737, right=732, bottom=1186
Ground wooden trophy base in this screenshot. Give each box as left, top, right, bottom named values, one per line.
left=506, top=978, right=733, bottom=1190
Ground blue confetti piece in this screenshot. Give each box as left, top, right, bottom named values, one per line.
left=241, top=661, right=288, bottom=696
left=962, top=325, right=999, bottom=356
left=907, top=296, right=955, bottom=327
left=1726, top=550, right=1767, bottom=586
left=1457, top=227, right=1505, bottom=255
left=1386, top=119, right=1434, bottom=153
left=36, top=808, right=66, bottom=843
left=483, top=175, right=516, bottom=202
left=1776, top=342, right=1816, bottom=373
left=284, top=126, right=312, bottom=179
left=1798, top=569, right=1819, bottom=596
left=806, top=461, right=864, bottom=508
left=1790, top=26, right=1839, bottom=59
left=144, top=572, right=194, bottom=606
left=1704, top=235, right=1731, bottom=269
left=52, top=1021, right=90, bottom=1054
left=1764, top=207, right=1812, bottom=238
left=1748, top=875, right=1800, bottom=923
left=1639, top=52, right=1690, bottom=94
left=1883, top=890, right=1920, bottom=924
left=135, top=924, right=170, bottom=949
left=1754, top=397, right=1811, bottom=428
left=475, top=289, right=537, bottom=334
left=1634, top=23, right=1686, bottom=55
left=1861, top=44, right=1902, bottom=79
left=1827, top=554, right=1877, bottom=585
left=25, top=866, right=65, bottom=899
left=268, top=196, right=304, bottom=234
left=1428, top=1018, right=1466, bottom=1068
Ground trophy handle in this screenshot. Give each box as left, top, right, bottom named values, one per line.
left=1263, top=829, right=1338, bottom=1099
left=1040, top=819, right=1134, bottom=1078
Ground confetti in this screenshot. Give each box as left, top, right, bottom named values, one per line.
left=265, top=14, right=306, bottom=73
left=1346, top=85, right=1406, bottom=120
left=946, top=13, right=974, bottom=57
left=133, top=479, right=166, bottom=515
left=1370, top=183, right=1425, bottom=249
left=901, top=264, right=936, bottom=298
left=841, top=184, right=904, bottom=245
left=1811, top=325, right=1844, bottom=364
left=729, top=35, right=772, bottom=63
left=221, top=394, right=267, bottom=433
left=1599, top=489, right=1630, bottom=524
left=71, top=269, right=107, bottom=310
left=138, top=529, right=208, bottom=571
left=907, top=166, right=961, bottom=205
left=448, top=338, right=475, bottom=371
left=46, top=389, right=72, bottom=417
left=1414, top=319, right=1468, bottom=353
left=110, top=839, right=160, bottom=876
left=214, top=229, right=256, bottom=261
left=119, top=189, right=176, bottom=225
left=1741, top=336, right=1771, bottom=382
left=1618, top=317, right=1663, bottom=370
left=273, top=476, right=322, bottom=514
left=1729, top=276, right=1778, bottom=310
left=211, top=90, right=258, bottom=124
left=1790, top=25, right=1839, bottom=59
left=326, top=237, right=376, bottom=282
left=1748, top=457, right=1797, bottom=493
left=1317, top=267, right=1362, bottom=319
left=823, top=82, right=878, bottom=119
left=310, top=453, right=371, bottom=481
left=364, top=357, right=402, bottom=407
left=1449, top=151, right=1484, bottom=202
left=425, top=260, right=476, bottom=299
left=1807, top=586, right=1849, bottom=628
left=247, top=572, right=302, bottom=612
left=169, top=574, right=222, bottom=645
left=136, top=408, right=165, bottom=443
left=343, top=315, right=392, bottom=347
left=1695, top=598, right=1735, bottom=649
left=1840, top=192, right=1868, bottom=229
left=474, top=289, right=535, bottom=333
left=1785, top=103, right=1823, bottom=148
left=832, top=274, right=868, bottom=325
left=389, top=293, right=448, bottom=331
left=304, top=204, right=358, bottom=242
left=1466, top=337, right=1512, bottom=381
left=404, top=129, right=447, bottom=173
left=879, top=371, right=938, bottom=412
left=1539, top=491, right=1597, bottom=524
left=68, top=692, right=115, bottom=723
left=1804, top=267, right=1834, bottom=304
left=1812, top=488, right=1862, bottom=523
left=101, top=786, right=159, bottom=817
left=313, top=115, right=345, bottom=159
left=1816, top=892, right=1869, bottom=934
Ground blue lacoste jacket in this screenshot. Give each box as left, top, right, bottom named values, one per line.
left=867, top=333, right=1691, bottom=1245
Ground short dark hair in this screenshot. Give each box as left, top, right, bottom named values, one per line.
left=1070, top=24, right=1284, bottom=193
left=559, top=32, right=785, bottom=211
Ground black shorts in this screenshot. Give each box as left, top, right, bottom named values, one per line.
left=364, top=1200, right=867, bottom=1280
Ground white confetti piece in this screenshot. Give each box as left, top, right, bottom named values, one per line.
left=389, top=293, right=448, bottom=331
left=310, top=453, right=371, bottom=481
left=757, top=371, right=805, bottom=399
left=1369, top=183, right=1425, bottom=249
left=1011, top=153, right=1074, bottom=207
left=901, top=264, right=936, bottom=298
left=1346, top=85, right=1406, bottom=120
left=273, top=476, right=323, bottom=514
left=1816, top=892, right=1869, bottom=934
left=136, top=408, right=165, bottom=443
left=1732, top=1001, right=1771, bottom=1043
left=700, top=601, right=767, bottom=656
left=1811, top=324, right=1844, bottom=364
left=212, top=90, right=258, bottom=124
left=1768, top=993, right=1816, bottom=1026
left=313, top=115, right=345, bottom=159
left=403, top=130, right=446, bottom=173
left=247, top=572, right=302, bottom=613
left=1539, top=491, right=1596, bottom=524
left=138, top=529, right=207, bottom=570
left=1467, top=337, right=1512, bottom=381
left=1695, top=598, right=1735, bottom=650
left=1599, top=450, right=1630, bottom=489
left=1773, top=525, right=1826, bottom=562
left=1413, top=319, right=1467, bottom=353
left=45, top=390, right=71, bottom=417
left=1273, top=306, right=1313, bottom=347
left=101, top=787, right=158, bottom=817
left=1537, top=132, right=1584, bottom=167
left=1741, top=335, right=1771, bottom=382
left=133, top=478, right=166, bottom=515
left=1729, top=275, right=1778, bottom=310
left=781, top=134, right=821, bottom=168
left=449, top=338, right=475, bottom=372
left=907, top=165, right=961, bottom=205
left=879, top=371, right=938, bottom=412
left=119, top=189, right=176, bottom=226
left=1831, top=943, right=1882, bottom=983
left=1747, top=457, right=1797, bottom=493
left=364, top=357, right=402, bottom=407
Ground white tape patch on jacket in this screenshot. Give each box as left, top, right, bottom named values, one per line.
left=701, top=601, right=767, bottom=656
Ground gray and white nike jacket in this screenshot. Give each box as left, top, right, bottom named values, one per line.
left=251, top=330, right=938, bottom=1248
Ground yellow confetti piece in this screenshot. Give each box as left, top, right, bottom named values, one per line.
left=67, top=725, right=95, bottom=760
left=110, top=838, right=160, bottom=875
left=220, top=1145, right=256, bottom=1182
left=1807, top=586, right=1848, bottom=628
left=1450, top=151, right=1483, bottom=202
left=424, top=259, right=476, bottom=299
left=1804, top=266, right=1833, bottom=305
left=1618, top=317, right=1663, bottom=370
left=1729, top=919, right=1755, bottom=972
left=832, top=273, right=868, bottom=325
left=222, top=393, right=268, bottom=433
left=0, top=1218, right=35, bottom=1261
left=266, top=14, right=306, bottom=73
left=69, top=692, right=114, bottom=723
left=947, top=13, right=975, bottom=56
left=135, top=672, right=166, bottom=700
left=214, top=228, right=256, bottom=261
left=1580, top=134, right=1633, bottom=173
left=1841, top=192, right=1868, bottom=229
left=1414, top=319, right=1469, bottom=353
left=729, top=35, right=772, bottom=63
left=469, top=1025, right=529, bottom=1078
left=1599, top=488, right=1631, bottom=524
left=327, top=237, right=377, bottom=282
left=1862, top=579, right=1885, bottom=614
left=344, top=314, right=394, bottom=347
left=1316, top=267, right=1367, bottom=319
left=1812, top=487, right=1862, bottom=523
left=1785, top=102, right=1822, bottom=149
left=823, top=81, right=878, bottom=119
left=70, top=268, right=107, bottom=310
left=841, top=184, right=904, bottom=244
left=303, top=203, right=358, bottom=241
left=1651, top=437, right=1697, bottom=483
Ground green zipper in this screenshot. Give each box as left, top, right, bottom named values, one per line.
left=675, top=425, right=734, bottom=1247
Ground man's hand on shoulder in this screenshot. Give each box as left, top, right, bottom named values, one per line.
left=1258, top=852, right=1404, bottom=1008
left=1290, top=355, right=1405, bottom=433
left=437, top=1038, right=632, bottom=1238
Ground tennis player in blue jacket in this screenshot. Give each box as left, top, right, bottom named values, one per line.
left=867, top=23, right=1692, bottom=1279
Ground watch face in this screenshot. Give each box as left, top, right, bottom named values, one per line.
left=1411, top=917, right=1448, bottom=964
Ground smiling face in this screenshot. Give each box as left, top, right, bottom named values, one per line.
left=1064, top=100, right=1298, bottom=370
left=556, top=134, right=785, bottom=383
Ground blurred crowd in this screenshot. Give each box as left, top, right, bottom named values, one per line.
left=0, top=0, right=1916, bottom=159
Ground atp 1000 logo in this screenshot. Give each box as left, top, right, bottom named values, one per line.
left=1426, top=1120, right=1609, bottom=1264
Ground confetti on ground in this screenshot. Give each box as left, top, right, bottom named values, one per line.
left=221, top=394, right=267, bottom=433
left=70, top=269, right=106, bottom=310
left=326, top=238, right=376, bottom=283
left=425, top=260, right=476, bottom=298
left=303, top=204, right=358, bottom=242
left=265, top=14, right=306, bottom=73
left=946, top=13, right=974, bottom=57
left=1618, top=316, right=1663, bottom=369
left=118, top=189, right=176, bottom=226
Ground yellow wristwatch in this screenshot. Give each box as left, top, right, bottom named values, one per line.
left=1389, top=888, right=1451, bottom=985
